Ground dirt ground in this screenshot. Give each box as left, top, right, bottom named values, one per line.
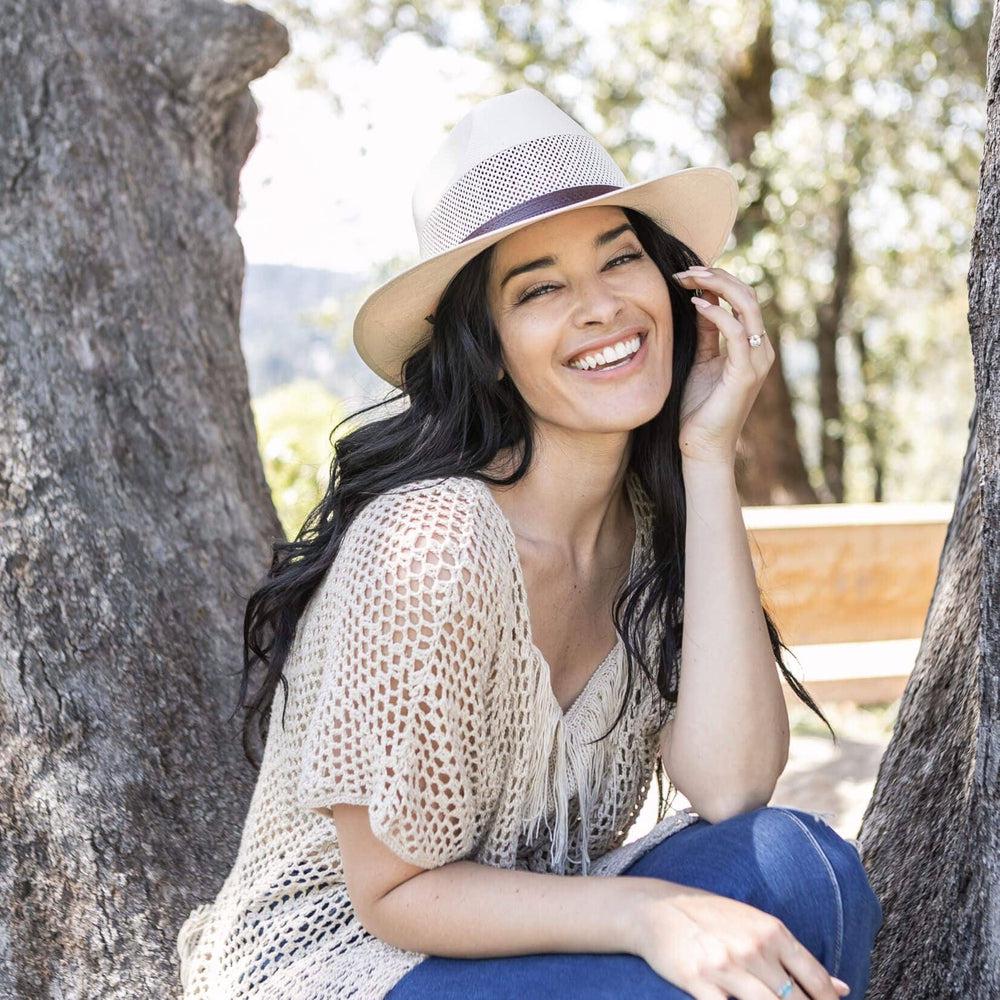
left=629, top=698, right=900, bottom=843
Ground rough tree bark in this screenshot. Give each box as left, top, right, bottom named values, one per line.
left=858, top=5, right=999, bottom=997
left=0, top=1, right=288, bottom=996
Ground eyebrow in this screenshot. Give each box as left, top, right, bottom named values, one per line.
left=497, top=222, right=638, bottom=293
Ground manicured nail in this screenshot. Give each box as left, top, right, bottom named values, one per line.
left=672, top=270, right=691, bottom=276
left=692, top=296, right=710, bottom=308
left=832, top=977, right=850, bottom=995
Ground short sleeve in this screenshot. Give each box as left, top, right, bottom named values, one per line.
left=296, top=482, right=499, bottom=870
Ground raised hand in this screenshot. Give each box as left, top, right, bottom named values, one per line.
left=671, top=265, right=775, bottom=466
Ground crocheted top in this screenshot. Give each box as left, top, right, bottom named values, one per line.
left=176, top=470, right=698, bottom=1000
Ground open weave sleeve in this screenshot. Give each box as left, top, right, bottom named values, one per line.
left=296, top=486, right=496, bottom=870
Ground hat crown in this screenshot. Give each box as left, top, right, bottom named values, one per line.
left=411, top=87, right=628, bottom=259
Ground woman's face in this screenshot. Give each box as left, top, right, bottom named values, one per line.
left=486, top=205, right=673, bottom=435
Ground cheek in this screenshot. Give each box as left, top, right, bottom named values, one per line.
left=644, top=279, right=675, bottom=345
left=502, top=317, right=561, bottom=380
left=641, top=271, right=672, bottom=315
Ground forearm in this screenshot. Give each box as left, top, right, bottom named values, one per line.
left=368, top=859, right=673, bottom=959
left=670, top=457, right=789, bottom=815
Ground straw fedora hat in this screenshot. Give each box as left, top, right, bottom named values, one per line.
left=353, top=86, right=739, bottom=388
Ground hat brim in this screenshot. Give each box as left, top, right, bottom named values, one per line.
left=353, top=165, right=738, bottom=387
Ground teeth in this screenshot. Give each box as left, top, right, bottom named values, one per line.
left=568, top=334, right=642, bottom=370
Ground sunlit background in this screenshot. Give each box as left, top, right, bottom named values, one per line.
left=233, top=0, right=990, bottom=839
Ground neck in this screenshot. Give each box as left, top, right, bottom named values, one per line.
left=483, top=428, right=634, bottom=573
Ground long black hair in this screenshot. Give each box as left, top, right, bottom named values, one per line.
left=234, top=206, right=835, bottom=823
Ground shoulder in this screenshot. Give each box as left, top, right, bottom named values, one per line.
left=352, top=475, right=494, bottom=552
left=337, top=475, right=504, bottom=598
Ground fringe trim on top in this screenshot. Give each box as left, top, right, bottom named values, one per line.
left=519, top=647, right=563, bottom=849
left=518, top=639, right=635, bottom=876
left=567, top=640, right=633, bottom=873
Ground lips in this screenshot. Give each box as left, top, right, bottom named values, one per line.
left=563, top=325, right=649, bottom=368
left=564, top=329, right=649, bottom=378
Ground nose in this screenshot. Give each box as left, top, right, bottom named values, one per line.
left=570, top=274, right=627, bottom=327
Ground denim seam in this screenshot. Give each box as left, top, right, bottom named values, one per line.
left=772, top=807, right=844, bottom=978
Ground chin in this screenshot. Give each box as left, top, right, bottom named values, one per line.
left=577, top=402, right=664, bottom=434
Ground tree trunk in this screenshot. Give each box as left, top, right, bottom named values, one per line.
left=858, top=7, right=999, bottom=996
left=0, top=2, right=288, bottom=997
left=719, top=6, right=819, bottom=505
left=814, top=188, right=854, bottom=504
left=850, top=322, right=887, bottom=503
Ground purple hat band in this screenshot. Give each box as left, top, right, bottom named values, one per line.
left=460, top=184, right=623, bottom=244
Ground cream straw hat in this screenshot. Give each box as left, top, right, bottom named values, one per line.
left=353, top=86, right=739, bottom=388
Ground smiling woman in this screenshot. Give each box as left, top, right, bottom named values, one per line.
left=176, top=86, right=878, bottom=1000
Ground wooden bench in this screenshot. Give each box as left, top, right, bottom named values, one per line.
left=741, top=501, right=952, bottom=705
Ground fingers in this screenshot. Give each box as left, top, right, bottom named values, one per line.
left=724, top=919, right=843, bottom=1000
left=675, top=266, right=767, bottom=343
left=714, top=964, right=809, bottom=1000
left=673, top=267, right=774, bottom=377
left=778, top=932, right=845, bottom=999
left=686, top=284, right=755, bottom=375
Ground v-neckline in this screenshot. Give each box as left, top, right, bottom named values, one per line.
left=472, top=470, right=646, bottom=724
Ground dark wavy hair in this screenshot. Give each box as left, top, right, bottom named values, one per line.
left=234, top=206, right=835, bottom=824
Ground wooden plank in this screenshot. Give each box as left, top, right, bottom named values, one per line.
left=741, top=502, right=952, bottom=645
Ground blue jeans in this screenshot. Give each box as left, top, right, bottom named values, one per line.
left=385, top=806, right=883, bottom=999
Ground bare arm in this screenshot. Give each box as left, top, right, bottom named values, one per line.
left=334, top=801, right=663, bottom=958
left=372, top=856, right=662, bottom=958
left=662, top=457, right=790, bottom=821
left=333, top=803, right=846, bottom=1000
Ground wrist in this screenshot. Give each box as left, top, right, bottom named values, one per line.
left=618, top=876, right=685, bottom=957
left=681, top=452, right=736, bottom=471
left=681, top=455, right=738, bottom=491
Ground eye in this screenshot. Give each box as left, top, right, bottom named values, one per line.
left=514, top=249, right=646, bottom=305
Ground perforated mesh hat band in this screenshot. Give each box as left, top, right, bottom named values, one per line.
left=461, top=184, right=622, bottom=243
left=352, top=86, right=740, bottom=387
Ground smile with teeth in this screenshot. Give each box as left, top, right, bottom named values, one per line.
left=567, top=333, right=645, bottom=371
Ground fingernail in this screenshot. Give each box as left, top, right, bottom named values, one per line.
left=832, top=977, right=850, bottom=994
left=672, top=270, right=691, bottom=277
left=692, top=297, right=709, bottom=308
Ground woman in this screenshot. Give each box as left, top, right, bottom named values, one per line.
left=176, top=87, right=882, bottom=1000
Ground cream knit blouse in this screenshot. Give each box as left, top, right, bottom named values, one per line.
left=176, top=470, right=699, bottom=1000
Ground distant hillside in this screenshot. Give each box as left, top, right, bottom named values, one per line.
left=241, top=263, right=391, bottom=406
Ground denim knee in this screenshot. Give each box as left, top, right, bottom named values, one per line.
left=765, top=806, right=883, bottom=929
left=733, top=807, right=836, bottom=878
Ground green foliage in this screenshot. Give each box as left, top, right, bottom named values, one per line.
left=252, top=379, right=344, bottom=539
